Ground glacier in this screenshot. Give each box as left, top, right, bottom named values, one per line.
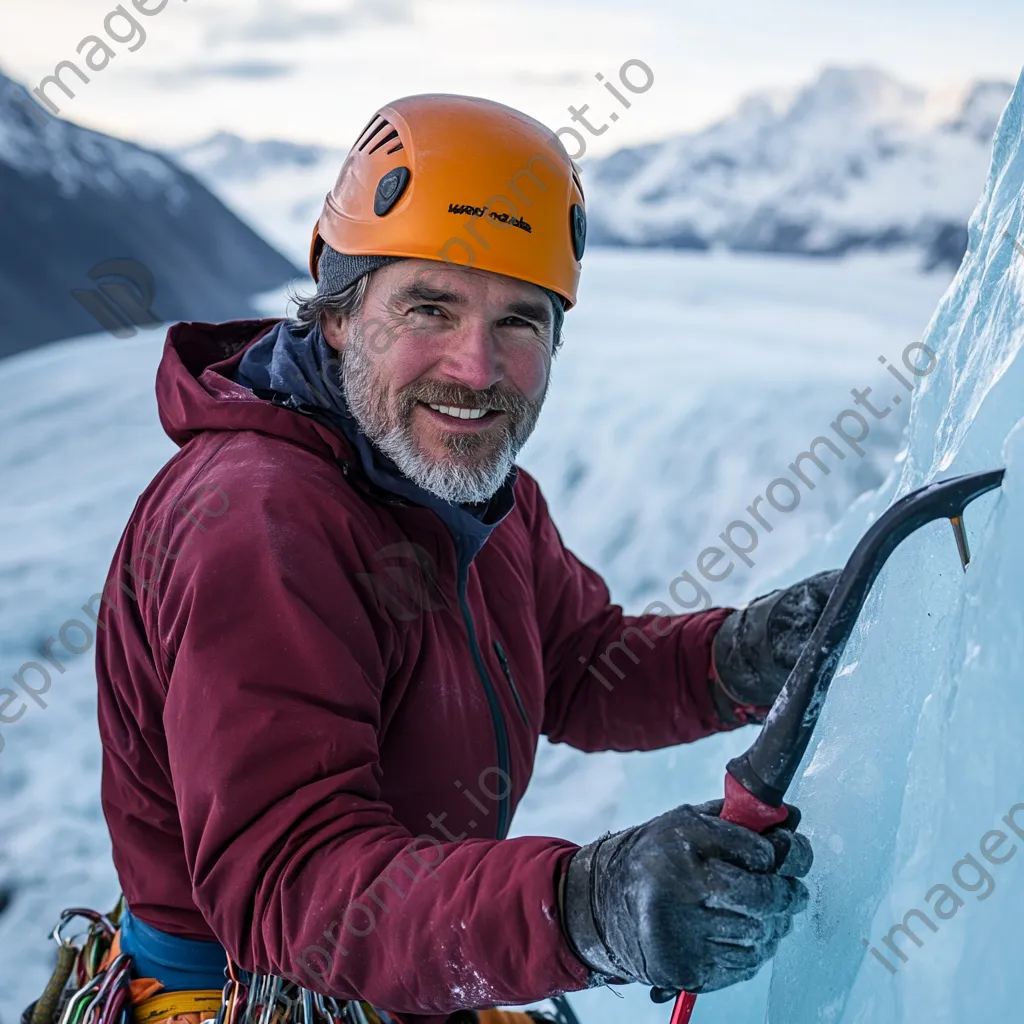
left=1, top=76, right=1021, bottom=1024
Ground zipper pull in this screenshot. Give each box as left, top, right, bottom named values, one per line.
left=493, top=639, right=529, bottom=726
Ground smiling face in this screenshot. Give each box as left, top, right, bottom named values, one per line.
left=322, top=258, right=556, bottom=504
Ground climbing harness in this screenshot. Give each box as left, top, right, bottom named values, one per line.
left=22, top=900, right=392, bottom=1024
left=24, top=902, right=574, bottom=1024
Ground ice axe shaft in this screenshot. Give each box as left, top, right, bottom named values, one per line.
left=666, top=468, right=1004, bottom=1024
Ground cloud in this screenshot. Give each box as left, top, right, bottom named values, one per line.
left=208, top=0, right=413, bottom=45
left=142, top=61, right=295, bottom=85
left=513, top=70, right=588, bottom=87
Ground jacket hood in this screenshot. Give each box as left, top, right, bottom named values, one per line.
left=156, top=318, right=349, bottom=462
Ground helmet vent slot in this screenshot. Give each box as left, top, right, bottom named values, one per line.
left=369, top=129, right=401, bottom=154
left=358, top=117, right=389, bottom=151
left=386, top=142, right=404, bottom=154
left=571, top=166, right=585, bottom=201
left=354, top=113, right=378, bottom=143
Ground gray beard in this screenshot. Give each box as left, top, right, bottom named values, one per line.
left=337, top=322, right=548, bottom=505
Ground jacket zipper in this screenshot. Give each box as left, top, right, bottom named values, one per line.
left=493, top=640, right=529, bottom=727
left=457, top=571, right=512, bottom=840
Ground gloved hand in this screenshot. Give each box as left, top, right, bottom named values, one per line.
left=711, top=568, right=841, bottom=720
left=559, top=800, right=812, bottom=994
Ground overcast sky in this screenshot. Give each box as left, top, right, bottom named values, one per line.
left=0, top=0, right=1021, bottom=153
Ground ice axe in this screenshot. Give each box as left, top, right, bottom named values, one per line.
left=654, top=467, right=1005, bottom=1024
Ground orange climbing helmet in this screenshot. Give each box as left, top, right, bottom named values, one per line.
left=309, top=93, right=587, bottom=310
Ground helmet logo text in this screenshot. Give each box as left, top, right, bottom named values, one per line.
left=447, top=203, right=531, bottom=234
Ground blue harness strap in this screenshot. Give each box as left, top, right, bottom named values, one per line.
left=119, top=905, right=228, bottom=992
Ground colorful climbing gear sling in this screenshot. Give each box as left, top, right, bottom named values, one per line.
left=24, top=901, right=573, bottom=1024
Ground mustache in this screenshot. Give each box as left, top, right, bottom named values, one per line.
left=396, top=379, right=534, bottom=418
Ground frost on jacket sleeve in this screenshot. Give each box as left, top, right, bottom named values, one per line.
left=519, top=471, right=739, bottom=752
left=155, top=462, right=588, bottom=1015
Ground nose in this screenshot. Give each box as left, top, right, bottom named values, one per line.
left=433, top=317, right=503, bottom=392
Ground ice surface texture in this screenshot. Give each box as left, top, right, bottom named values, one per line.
left=696, top=68, right=1024, bottom=1024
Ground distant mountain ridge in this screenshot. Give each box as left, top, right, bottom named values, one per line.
left=169, top=67, right=1012, bottom=272
left=0, top=70, right=301, bottom=358
left=583, top=68, right=1012, bottom=269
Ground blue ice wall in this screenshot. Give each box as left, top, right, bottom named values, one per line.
left=744, top=67, right=1024, bottom=1024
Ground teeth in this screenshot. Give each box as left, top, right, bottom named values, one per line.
left=427, top=404, right=488, bottom=420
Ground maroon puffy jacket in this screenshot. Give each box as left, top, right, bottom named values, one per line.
left=95, top=319, right=736, bottom=1021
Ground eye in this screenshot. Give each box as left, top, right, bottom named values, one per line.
left=411, top=304, right=445, bottom=318
left=500, top=316, right=535, bottom=329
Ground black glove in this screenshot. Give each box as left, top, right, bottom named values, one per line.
left=560, top=800, right=812, bottom=994
left=712, top=568, right=840, bottom=719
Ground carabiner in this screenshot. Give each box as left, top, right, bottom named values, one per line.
left=52, top=908, right=115, bottom=949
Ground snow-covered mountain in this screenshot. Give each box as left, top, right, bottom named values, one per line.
left=585, top=68, right=1012, bottom=270
left=0, top=71, right=302, bottom=358
left=168, top=67, right=1012, bottom=271
left=170, top=130, right=347, bottom=266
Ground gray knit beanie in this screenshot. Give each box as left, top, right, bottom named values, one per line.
left=316, top=243, right=405, bottom=295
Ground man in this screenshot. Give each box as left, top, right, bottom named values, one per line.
left=94, top=94, right=834, bottom=1024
